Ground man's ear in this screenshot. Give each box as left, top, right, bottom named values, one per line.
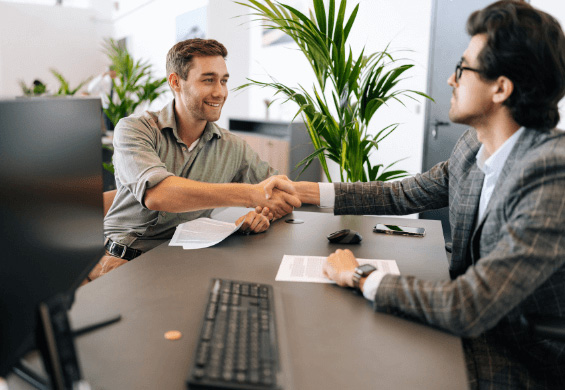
left=492, top=76, right=514, bottom=104
left=168, top=73, right=181, bottom=93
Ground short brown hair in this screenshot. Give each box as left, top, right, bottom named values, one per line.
left=166, top=38, right=228, bottom=80
left=467, top=0, right=565, bottom=130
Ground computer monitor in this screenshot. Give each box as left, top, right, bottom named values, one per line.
left=0, top=97, right=105, bottom=379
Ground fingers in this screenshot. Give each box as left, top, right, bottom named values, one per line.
left=324, top=249, right=358, bottom=287
left=237, top=211, right=255, bottom=232
left=239, top=209, right=271, bottom=234
left=267, top=189, right=302, bottom=219
left=261, top=175, right=296, bottom=199
left=281, top=190, right=302, bottom=208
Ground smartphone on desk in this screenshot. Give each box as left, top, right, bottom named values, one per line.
left=373, top=224, right=426, bottom=237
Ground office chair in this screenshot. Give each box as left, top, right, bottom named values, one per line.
left=103, top=189, right=117, bottom=216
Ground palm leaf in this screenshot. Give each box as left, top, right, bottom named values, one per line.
left=236, top=0, right=433, bottom=183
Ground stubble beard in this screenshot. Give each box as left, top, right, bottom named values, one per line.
left=186, top=98, right=222, bottom=123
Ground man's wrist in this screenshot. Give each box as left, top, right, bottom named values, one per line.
left=294, top=181, right=321, bottom=205
left=352, top=264, right=377, bottom=290
left=359, top=276, right=368, bottom=292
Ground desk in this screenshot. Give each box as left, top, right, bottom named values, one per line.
left=10, top=210, right=468, bottom=389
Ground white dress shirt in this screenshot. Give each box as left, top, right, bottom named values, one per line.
left=319, top=126, right=525, bottom=301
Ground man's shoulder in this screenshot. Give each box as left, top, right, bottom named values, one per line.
left=114, top=109, right=161, bottom=136
left=521, top=128, right=565, bottom=166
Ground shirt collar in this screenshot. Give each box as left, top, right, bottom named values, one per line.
left=476, top=127, right=525, bottom=175
left=157, top=99, right=223, bottom=144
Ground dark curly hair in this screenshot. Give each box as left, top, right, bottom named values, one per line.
left=166, top=38, right=228, bottom=80
left=467, top=0, right=565, bottom=130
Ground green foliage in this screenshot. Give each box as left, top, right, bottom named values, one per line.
left=102, top=38, right=168, bottom=126
left=50, top=69, right=92, bottom=96
left=19, top=80, right=47, bottom=96
left=102, top=145, right=115, bottom=174
left=236, top=0, right=433, bottom=182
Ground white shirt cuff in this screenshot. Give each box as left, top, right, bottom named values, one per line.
left=362, top=271, right=387, bottom=301
left=318, top=182, right=335, bottom=208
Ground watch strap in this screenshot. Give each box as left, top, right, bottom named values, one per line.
left=352, top=265, right=376, bottom=290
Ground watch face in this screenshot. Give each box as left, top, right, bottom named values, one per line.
left=357, top=264, right=376, bottom=274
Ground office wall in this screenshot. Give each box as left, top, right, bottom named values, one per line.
left=0, top=2, right=111, bottom=97
left=245, top=0, right=432, bottom=181
left=532, top=0, right=565, bottom=129
left=110, top=0, right=432, bottom=180
left=109, top=0, right=255, bottom=128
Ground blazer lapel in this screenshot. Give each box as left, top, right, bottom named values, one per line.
left=450, top=163, right=484, bottom=276
left=469, top=128, right=542, bottom=262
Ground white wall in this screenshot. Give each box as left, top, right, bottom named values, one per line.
left=107, top=0, right=431, bottom=180
left=0, top=2, right=111, bottom=97
left=110, top=0, right=255, bottom=129
left=532, top=0, right=565, bottom=129
left=245, top=0, right=432, bottom=181
left=5, top=0, right=560, bottom=174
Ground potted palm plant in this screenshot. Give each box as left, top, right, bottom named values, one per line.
left=100, top=39, right=169, bottom=178
left=102, top=38, right=168, bottom=127
left=236, top=0, right=432, bottom=182
left=50, top=69, right=91, bottom=96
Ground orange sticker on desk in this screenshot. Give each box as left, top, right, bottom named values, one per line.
left=164, top=330, right=182, bottom=340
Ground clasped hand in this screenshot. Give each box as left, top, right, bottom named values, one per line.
left=235, top=206, right=273, bottom=234
left=255, top=175, right=301, bottom=219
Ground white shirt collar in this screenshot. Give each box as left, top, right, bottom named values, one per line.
left=476, top=127, right=525, bottom=175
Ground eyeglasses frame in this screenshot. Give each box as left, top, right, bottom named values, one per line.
left=455, top=60, right=483, bottom=82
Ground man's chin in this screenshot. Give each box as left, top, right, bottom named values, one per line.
left=448, top=110, right=463, bottom=125
left=206, top=114, right=222, bottom=123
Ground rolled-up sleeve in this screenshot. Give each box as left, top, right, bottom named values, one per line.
left=112, top=116, right=174, bottom=207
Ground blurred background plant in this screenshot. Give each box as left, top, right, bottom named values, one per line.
left=50, top=68, right=91, bottom=96
left=237, top=0, right=433, bottom=182
left=19, top=79, right=47, bottom=96
left=102, top=38, right=168, bottom=127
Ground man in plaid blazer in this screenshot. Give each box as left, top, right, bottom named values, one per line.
left=268, top=1, right=565, bottom=388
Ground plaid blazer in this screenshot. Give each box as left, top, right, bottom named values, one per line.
left=334, top=128, right=565, bottom=389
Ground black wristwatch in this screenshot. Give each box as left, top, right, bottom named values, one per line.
left=352, top=264, right=377, bottom=290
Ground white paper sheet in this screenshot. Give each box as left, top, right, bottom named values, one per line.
left=169, top=218, right=243, bottom=250
left=275, top=255, right=400, bottom=283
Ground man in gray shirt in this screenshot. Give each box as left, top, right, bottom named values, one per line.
left=90, top=38, right=300, bottom=280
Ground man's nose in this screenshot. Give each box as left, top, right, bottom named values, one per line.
left=447, top=72, right=457, bottom=87
left=212, top=81, right=226, bottom=97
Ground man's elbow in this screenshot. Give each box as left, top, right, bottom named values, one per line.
left=144, top=189, right=162, bottom=211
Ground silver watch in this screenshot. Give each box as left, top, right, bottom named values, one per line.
left=352, top=264, right=376, bottom=290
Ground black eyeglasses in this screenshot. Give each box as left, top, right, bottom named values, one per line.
left=455, top=60, right=482, bottom=82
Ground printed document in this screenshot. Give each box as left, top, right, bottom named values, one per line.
left=275, top=255, right=400, bottom=283
left=169, top=218, right=243, bottom=250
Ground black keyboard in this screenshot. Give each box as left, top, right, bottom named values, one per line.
left=187, top=279, right=281, bottom=390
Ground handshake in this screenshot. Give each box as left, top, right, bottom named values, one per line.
left=251, top=175, right=318, bottom=220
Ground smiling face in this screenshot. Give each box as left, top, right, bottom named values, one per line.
left=447, top=34, right=496, bottom=128
left=174, top=55, right=229, bottom=124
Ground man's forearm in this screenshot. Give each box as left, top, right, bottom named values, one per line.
left=144, top=176, right=259, bottom=212
left=143, top=176, right=300, bottom=218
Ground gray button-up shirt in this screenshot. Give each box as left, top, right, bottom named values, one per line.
left=104, top=100, right=276, bottom=252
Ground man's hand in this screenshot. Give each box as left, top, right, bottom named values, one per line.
left=323, top=249, right=359, bottom=287
left=236, top=206, right=273, bottom=234
left=87, top=254, right=128, bottom=282
left=253, top=176, right=301, bottom=219
left=261, top=175, right=297, bottom=199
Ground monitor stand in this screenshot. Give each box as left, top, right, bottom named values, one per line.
left=13, top=294, right=121, bottom=390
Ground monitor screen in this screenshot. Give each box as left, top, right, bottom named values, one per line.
left=0, top=97, right=105, bottom=377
